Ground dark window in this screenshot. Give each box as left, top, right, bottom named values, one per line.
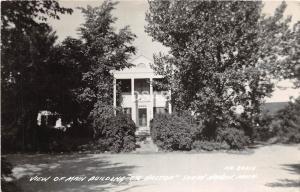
left=117, top=79, right=131, bottom=94
left=134, top=79, right=150, bottom=94
left=153, top=107, right=168, bottom=116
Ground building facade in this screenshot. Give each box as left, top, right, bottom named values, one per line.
left=112, top=55, right=171, bottom=134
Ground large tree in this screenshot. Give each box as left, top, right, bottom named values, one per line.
left=1, top=1, right=72, bottom=151
left=75, top=1, right=136, bottom=131
left=145, top=1, right=298, bottom=139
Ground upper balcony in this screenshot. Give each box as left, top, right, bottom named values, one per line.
left=116, top=78, right=169, bottom=107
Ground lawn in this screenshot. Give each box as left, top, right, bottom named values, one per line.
left=2, top=144, right=300, bottom=192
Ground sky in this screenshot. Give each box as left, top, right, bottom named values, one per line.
left=49, top=0, right=167, bottom=58
left=48, top=0, right=300, bottom=102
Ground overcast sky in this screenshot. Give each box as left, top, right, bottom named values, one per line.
left=48, top=0, right=300, bottom=102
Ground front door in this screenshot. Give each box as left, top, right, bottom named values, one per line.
left=138, top=108, right=147, bottom=127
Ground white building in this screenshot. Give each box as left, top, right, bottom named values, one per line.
left=112, top=55, right=171, bottom=135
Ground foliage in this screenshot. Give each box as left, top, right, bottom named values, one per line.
left=192, top=141, right=230, bottom=151
left=1, top=1, right=72, bottom=31
left=258, top=5, right=300, bottom=87
left=252, top=112, right=275, bottom=141
left=93, top=114, right=137, bottom=153
left=145, top=1, right=298, bottom=141
left=1, top=0, right=73, bottom=152
left=269, top=97, right=300, bottom=143
left=216, top=128, right=250, bottom=149
left=50, top=37, right=89, bottom=122
left=89, top=102, right=116, bottom=137
left=54, top=1, right=138, bottom=153
left=1, top=0, right=137, bottom=153
left=75, top=1, right=136, bottom=135
left=35, top=125, right=93, bottom=152
left=150, top=113, right=199, bottom=151
left=1, top=31, right=88, bottom=152
left=151, top=113, right=250, bottom=151
left=252, top=98, right=300, bottom=143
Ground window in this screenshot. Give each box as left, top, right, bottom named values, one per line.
left=134, top=79, right=150, bottom=94
left=117, top=79, right=131, bottom=94
left=123, top=108, right=132, bottom=117
left=153, top=107, right=168, bottom=116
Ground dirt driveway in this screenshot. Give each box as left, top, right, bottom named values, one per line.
left=3, top=144, right=300, bottom=192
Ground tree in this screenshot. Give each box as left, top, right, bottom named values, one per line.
left=257, top=3, right=300, bottom=87
left=48, top=37, right=88, bottom=122
left=1, top=1, right=72, bottom=30
left=76, top=1, right=136, bottom=133
left=257, top=3, right=300, bottom=143
left=1, top=1, right=72, bottom=151
left=145, top=1, right=297, bottom=139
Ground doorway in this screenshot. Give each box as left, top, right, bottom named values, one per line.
left=138, top=108, right=147, bottom=127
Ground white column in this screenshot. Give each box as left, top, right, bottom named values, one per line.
left=149, top=78, right=154, bottom=121
left=131, top=78, right=136, bottom=124
left=168, top=89, right=172, bottom=113
left=113, top=78, right=117, bottom=115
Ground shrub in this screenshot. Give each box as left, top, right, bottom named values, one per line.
left=192, top=140, right=230, bottom=151
left=150, top=113, right=198, bottom=151
left=192, top=128, right=249, bottom=151
left=217, top=128, right=250, bottom=149
left=252, top=98, right=300, bottom=144
left=270, top=98, right=300, bottom=143
left=93, top=114, right=137, bottom=153
left=252, top=112, right=274, bottom=142
left=151, top=113, right=250, bottom=151
left=36, top=126, right=92, bottom=152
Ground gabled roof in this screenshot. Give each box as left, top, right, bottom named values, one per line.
left=130, top=55, right=153, bottom=66
left=112, top=55, right=162, bottom=79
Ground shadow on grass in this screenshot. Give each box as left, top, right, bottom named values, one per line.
left=3, top=153, right=137, bottom=192
left=266, top=163, right=300, bottom=188
left=281, top=163, right=300, bottom=175
left=266, top=179, right=300, bottom=188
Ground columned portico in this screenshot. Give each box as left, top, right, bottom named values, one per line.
left=112, top=55, right=171, bottom=135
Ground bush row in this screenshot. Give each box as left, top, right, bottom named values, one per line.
left=5, top=98, right=298, bottom=153
left=150, top=113, right=250, bottom=151
left=37, top=113, right=137, bottom=153
left=1, top=111, right=137, bottom=153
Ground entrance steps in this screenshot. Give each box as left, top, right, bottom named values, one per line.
left=135, top=136, right=159, bottom=153
left=135, top=126, right=150, bottom=135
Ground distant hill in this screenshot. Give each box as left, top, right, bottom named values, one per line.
left=262, top=102, right=289, bottom=114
